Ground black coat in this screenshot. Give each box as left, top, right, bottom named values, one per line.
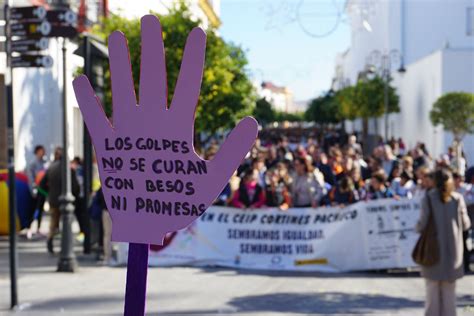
left=238, top=183, right=263, bottom=207
left=39, top=160, right=80, bottom=208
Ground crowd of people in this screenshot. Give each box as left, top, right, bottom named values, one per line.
left=23, top=128, right=473, bottom=266
left=203, top=129, right=473, bottom=211
left=20, top=127, right=473, bottom=315
left=25, top=145, right=83, bottom=254
left=209, top=128, right=472, bottom=316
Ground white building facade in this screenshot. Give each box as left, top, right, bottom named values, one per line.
left=108, top=0, right=220, bottom=30
left=333, top=0, right=474, bottom=162
left=258, top=81, right=295, bottom=113
left=0, top=0, right=220, bottom=171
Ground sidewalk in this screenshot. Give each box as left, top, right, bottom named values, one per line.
left=1, top=234, right=474, bottom=315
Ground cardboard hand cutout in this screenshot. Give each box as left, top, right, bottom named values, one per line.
left=73, top=15, right=258, bottom=246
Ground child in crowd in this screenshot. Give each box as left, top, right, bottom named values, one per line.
left=265, top=169, right=292, bottom=210
left=231, top=169, right=266, bottom=209
left=326, top=175, right=359, bottom=206
left=368, top=171, right=394, bottom=200
left=390, top=170, right=415, bottom=198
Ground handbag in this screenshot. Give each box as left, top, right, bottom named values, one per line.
left=412, top=194, right=440, bottom=266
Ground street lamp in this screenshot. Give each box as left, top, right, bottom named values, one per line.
left=53, top=0, right=77, bottom=272
left=57, top=37, right=77, bottom=273
left=366, top=49, right=405, bottom=141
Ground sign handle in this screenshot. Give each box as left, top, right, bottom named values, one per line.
left=124, top=243, right=149, bottom=316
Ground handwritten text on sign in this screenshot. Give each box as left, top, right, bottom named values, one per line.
left=73, top=15, right=258, bottom=245
left=102, top=137, right=207, bottom=217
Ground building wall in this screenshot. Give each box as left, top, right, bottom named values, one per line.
left=442, top=49, right=474, bottom=93
left=404, top=0, right=474, bottom=64
left=11, top=39, right=81, bottom=170
left=385, top=48, right=474, bottom=163
left=107, top=0, right=221, bottom=29
left=345, top=0, right=396, bottom=82
left=1, top=0, right=87, bottom=170
left=390, top=51, right=443, bottom=155
left=441, top=49, right=474, bottom=162
left=340, top=0, right=474, bottom=84
left=0, top=75, right=6, bottom=169
left=259, top=86, right=295, bottom=113
left=337, top=0, right=474, bottom=163
left=260, top=88, right=287, bottom=112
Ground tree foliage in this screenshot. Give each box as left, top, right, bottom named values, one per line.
left=335, top=86, right=358, bottom=121
left=275, top=111, right=304, bottom=122
left=253, top=97, right=276, bottom=125
left=305, top=93, right=340, bottom=125
left=253, top=97, right=304, bottom=124
left=430, top=92, right=474, bottom=140
left=90, top=2, right=255, bottom=136
left=304, top=75, right=399, bottom=127
left=353, top=75, right=399, bottom=119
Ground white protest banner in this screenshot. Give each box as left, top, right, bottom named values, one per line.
left=117, top=198, right=422, bottom=272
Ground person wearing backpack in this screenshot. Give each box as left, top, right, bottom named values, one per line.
left=415, top=168, right=471, bottom=316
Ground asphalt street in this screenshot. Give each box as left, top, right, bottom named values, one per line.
left=0, top=235, right=473, bottom=316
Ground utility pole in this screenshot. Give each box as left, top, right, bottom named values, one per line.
left=4, top=0, right=19, bottom=308
left=45, top=0, right=80, bottom=272
left=57, top=37, right=77, bottom=272
left=383, top=56, right=389, bottom=142
left=83, top=34, right=92, bottom=254
left=367, top=49, right=406, bottom=143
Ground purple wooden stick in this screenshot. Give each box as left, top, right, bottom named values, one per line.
left=124, top=243, right=149, bottom=316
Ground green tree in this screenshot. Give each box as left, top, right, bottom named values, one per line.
left=90, top=2, right=255, bottom=139
left=305, top=92, right=340, bottom=126
left=430, top=92, right=474, bottom=141
left=356, top=76, right=399, bottom=118
left=275, top=111, right=304, bottom=122
left=253, top=98, right=276, bottom=125
left=335, top=86, right=358, bottom=121
left=430, top=92, right=474, bottom=172
left=351, top=75, right=399, bottom=137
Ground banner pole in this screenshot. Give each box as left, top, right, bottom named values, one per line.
left=124, top=243, right=149, bottom=316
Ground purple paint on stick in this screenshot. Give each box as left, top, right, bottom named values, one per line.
left=124, top=243, right=149, bottom=316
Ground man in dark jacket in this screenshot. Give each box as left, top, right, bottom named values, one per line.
left=40, top=147, right=79, bottom=253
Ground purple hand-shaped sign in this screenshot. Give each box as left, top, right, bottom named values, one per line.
left=73, top=15, right=258, bottom=246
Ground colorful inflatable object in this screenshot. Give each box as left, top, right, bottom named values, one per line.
left=0, top=170, right=34, bottom=235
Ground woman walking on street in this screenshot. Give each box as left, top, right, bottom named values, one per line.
left=416, top=168, right=471, bottom=316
